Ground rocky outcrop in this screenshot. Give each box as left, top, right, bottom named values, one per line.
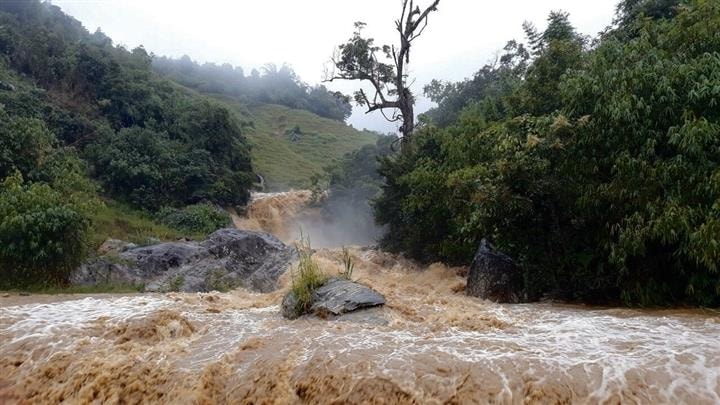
left=72, top=229, right=295, bottom=293
left=97, top=239, right=137, bottom=256
left=466, top=239, right=524, bottom=303
left=281, top=278, right=386, bottom=320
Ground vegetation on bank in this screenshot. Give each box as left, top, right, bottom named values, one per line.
left=0, top=0, right=375, bottom=289
left=374, top=0, right=720, bottom=306
left=0, top=0, right=253, bottom=288
left=156, top=203, right=231, bottom=235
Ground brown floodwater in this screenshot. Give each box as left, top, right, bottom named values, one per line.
left=1, top=247, right=719, bottom=404
left=2, top=192, right=719, bottom=403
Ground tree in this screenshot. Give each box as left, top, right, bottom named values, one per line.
left=326, top=0, right=440, bottom=139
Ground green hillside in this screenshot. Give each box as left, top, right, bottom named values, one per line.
left=217, top=99, right=378, bottom=189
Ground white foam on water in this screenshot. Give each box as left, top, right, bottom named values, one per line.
left=2, top=295, right=719, bottom=403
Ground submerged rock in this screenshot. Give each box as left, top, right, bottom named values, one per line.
left=73, top=229, right=295, bottom=293
left=466, top=239, right=524, bottom=303
left=281, top=278, right=386, bottom=320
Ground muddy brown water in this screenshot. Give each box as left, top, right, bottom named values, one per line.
left=2, top=192, right=719, bottom=403
left=1, top=248, right=719, bottom=404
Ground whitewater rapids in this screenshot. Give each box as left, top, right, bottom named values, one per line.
left=1, top=191, right=719, bottom=403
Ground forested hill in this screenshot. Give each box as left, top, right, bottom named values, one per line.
left=153, top=57, right=353, bottom=123
left=0, top=0, right=254, bottom=209
left=0, top=0, right=376, bottom=288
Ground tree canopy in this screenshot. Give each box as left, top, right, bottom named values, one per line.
left=375, top=0, right=720, bottom=306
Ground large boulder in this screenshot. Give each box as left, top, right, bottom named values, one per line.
left=466, top=239, right=524, bottom=303
left=72, top=229, right=295, bottom=293
left=281, top=278, right=386, bottom=320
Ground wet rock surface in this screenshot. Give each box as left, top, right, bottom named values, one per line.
left=72, top=229, right=295, bottom=293
left=97, top=239, right=138, bottom=256
left=466, top=239, right=524, bottom=303
left=281, top=278, right=386, bottom=320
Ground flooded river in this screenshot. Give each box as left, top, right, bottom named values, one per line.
left=2, top=192, right=719, bottom=403
left=2, top=247, right=719, bottom=404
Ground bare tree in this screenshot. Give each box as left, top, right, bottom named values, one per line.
left=325, top=0, right=440, bottom=140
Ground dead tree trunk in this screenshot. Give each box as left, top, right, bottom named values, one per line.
left=326, top=0, right=440, bottom=141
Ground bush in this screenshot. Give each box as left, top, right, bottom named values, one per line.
left=156, top=203, right=231, bottom=235
left=0, top=111, right=54, bottom=180
left=0, top=172, right=91, bottom=286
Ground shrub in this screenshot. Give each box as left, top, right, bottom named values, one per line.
left=0, top=172, right=91, bottom=286
left=156, top=203, right=231, bottom=235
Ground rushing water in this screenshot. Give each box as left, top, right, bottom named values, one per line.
left=1, top=248, right=719, bottom=404
left=2, top=192, right=719, bottom=403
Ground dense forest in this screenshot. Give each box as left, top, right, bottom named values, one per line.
left=0, top=0, right=254, bottom=286
left=371, top=0, right=719, bottom=306
left=153, top=57, right=353, bottom=122
left=0, top=0, right=718, bottom=307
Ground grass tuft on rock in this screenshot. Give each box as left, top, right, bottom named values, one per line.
left=339, top=246, right=355, bottom=281
left=290, top=234, right=328, bottom=317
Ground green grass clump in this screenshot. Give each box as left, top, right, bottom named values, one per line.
left=290, top=235, right=328, bottom=316
left=339, top=246, right=355, bottom=280
left=204, top=268, right=242, bottom=293
left=88, top=200, right=200, bottom=249
left=157, top=203, right=231, bottom=235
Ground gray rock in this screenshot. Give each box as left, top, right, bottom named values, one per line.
left=281, top=278, right=386, bottom=320
left=466, top=239, right=524, bottom=303
left=97, top=239, right=138, bottom=256
left=73, top=229, right=295, bottom=293
left=335, top=307, right=389, bottom=326
left=280, top=290, right=301, bottom=319
left=0, top=81, right=16, bottom=92
left=120, top=242, right=208, bottom=276
left=311, top=278, right=386, bottom=316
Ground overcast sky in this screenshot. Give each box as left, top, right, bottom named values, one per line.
left=54, top=0, right=619, bottom=133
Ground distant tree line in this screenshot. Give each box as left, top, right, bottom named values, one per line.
left=374, top=0, right=720, bottom=306
left=153, top=57, right=353, bottom=122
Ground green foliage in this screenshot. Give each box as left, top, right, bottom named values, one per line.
left=0, top=1, right=254, bottom=210
left=377, top=0, right=720, bottom=306
left=0, top=111, right=54, bottom=179
left=0, top=172, right=91, bottom=287
left=204, top=269, right=241, bottom=293
left=157, top=203, right=231, bottom=235
left=88, top=200, right=190, bottom=248
left=290, top=235, right=328, bottom=317
left=165, top=275, right=185, bottom=293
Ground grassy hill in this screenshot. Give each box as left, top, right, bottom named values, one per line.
left=216, top=98, right=378, bottom=189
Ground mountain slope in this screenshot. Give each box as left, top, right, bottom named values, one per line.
left=215, top=98, right=378, bottom=189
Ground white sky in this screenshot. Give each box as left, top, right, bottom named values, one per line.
left=53, top=0, right=619, bottom=133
